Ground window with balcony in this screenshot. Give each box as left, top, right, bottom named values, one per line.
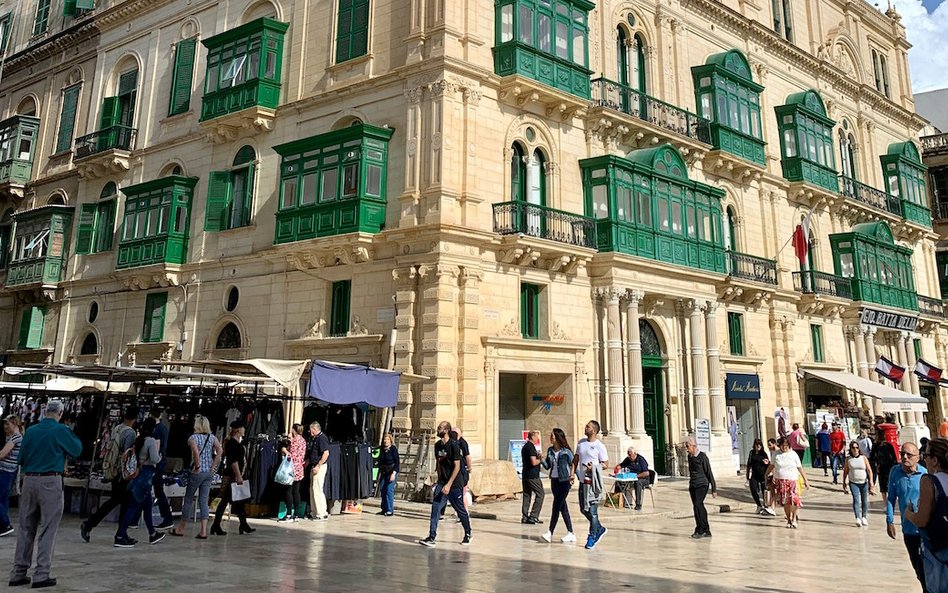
left=0, top=115, right=40, bottom=187
left=273, top=123, right=393, bottom=244
left=142, top=292, right=167, bottom=343
left=56, top=84, right=80, bottom=154
left=5, top=206, right=73, bottom=287
left=839, top=120, right=858, bottom=182
left=772, top=0, right=793, bottom=42
left=520, top=282, right=541, bottom=339
left=881, top=141, right=930, bottom=227
left=692, top=50, right=765, bottom=166
left=727, top=311, right=744, bottom=355
left=77, top=69, right=137, bottom=158
left=616, top=26, right=646, bottom=93
left=205, top=146, right=256, bottom=231
left=775, top=90, right=838, bottom=192
left=33, top=0, right=51, bottom=36
left=335, top=0, right=369, bottom=63
left=329, top=280, right=351, bottom=337
left=810, top=324, right=824, bottom=363
left=18, top=306, right=45, bottom=350
left=830, top=221, right=916, bottom=311
left=200, top=17, right=288, bottom=121
left=168, top=37, right=197, bottom=117
left=117, top=175, right=197, bottom=269
left=581, top=143, right=726, bottom=273
left=75, top=182, right=118, bottom=254
left=492, top=0, right=594, bottom=98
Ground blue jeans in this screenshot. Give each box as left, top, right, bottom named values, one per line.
left=380, top=472, right=397, bottom=514
left=849, top=481, right=869, bottom=519
left=578, top=484, right=602, bottom=537
left=0, top=469, right=17, bottom=528
left=831, top=454, right=845, bottom=482
left=117, top=466, right=155, bottom=539
left=428, top=485, right=471, bottom=540
left=182, top=471, right=214, bottom=521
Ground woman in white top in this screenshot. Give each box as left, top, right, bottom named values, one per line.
left=842, top=440, right=874, bottom=527
left=764, top=437, right=810, bottom=529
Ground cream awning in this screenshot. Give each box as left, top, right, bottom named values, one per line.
left=803, top=368, right=929, bottom=413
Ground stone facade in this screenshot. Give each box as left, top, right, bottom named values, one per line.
left=0, top=0, right=944, bottom=474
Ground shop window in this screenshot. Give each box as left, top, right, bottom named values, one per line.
left=215, top=322, right=242, bottom=349
left=33, top=0, right=51, bottom=36
left=205, top=146, right=256, bottom=231
left=520, top=283, right=541, bottom=339
left=80, top=332, right=98, bottom=355
left=329, top=280, right=351, bottom=337
left=76, top=182, right=118, bottom=254
left=168, top=38, right=197, bottom=116
left=335, top=0, right=369, bottom=64
left=774, top=90, right=838, bottom=192
left=727, top=312, right=744, bottom=356
left=56, top=84, right=81, bottom=153
left=810, top=324, right=824, bottom=363
left=18, top=306, right=45, bottom=350
left=142, top=292, right=168, bottom=343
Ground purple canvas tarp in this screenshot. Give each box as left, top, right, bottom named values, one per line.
left=307, top=361, right=400, bottom=408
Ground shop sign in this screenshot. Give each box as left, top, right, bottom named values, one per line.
left=725, top=373, right=761, bottom=400
left=859, top=307, right=918, bottom=331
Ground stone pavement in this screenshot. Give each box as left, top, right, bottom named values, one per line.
left=0, top=471, right=922, bottom=592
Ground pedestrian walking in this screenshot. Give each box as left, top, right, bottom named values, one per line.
left=169, top=415, right=222, bottom=539
left=873, top=432, right=899, bottom=496
left=540, top=428, right=575, bottom=544
left=765, top=438, right=778, bottom=513
left=789, top=423, right=809, bottom=464
left=685, top=437, right=717, bottom=538
left=746, top=438, right=772, bottom=515
left=521, top=431, right=545, bottom=524
left=571, top=420, right=608, bottom=549
left=906, top=438, right=948, bottom=593
left=940, top=418, right=948, bottom=439
left=148, top=407, right=174, bottom=530
left=0, top=415, right=24, bottom=537
left=81, top=406, right=137, bottom=543
left=211, top=421, right=255, bottom=536
left=441, top=429, right=472, bottom=521
left=887, top=441, right=929, bottom=592
left=376, top=433, right=399, bottom=517
left=308, top=421, right=330, bottom=521
left=278, top=424, right=306, bottom=522
left=418, top=421, right=472, bottom=547
left=857, top=429, right=874, bottom=460
left=842, top=440, right=875, bottom=527
left=830, top=423, right=846, bottom=485
left=113, top=417, right=166, bottom=548
left=765, top=437, right=809, bottom=529
left=817, top=423, right=831, bottom=476
left=9, top=400, right=81, bottom=589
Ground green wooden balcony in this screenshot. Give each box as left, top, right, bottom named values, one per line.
left=4, top=206, right=73, bottom=288
left=0, top=159, right=34, bottom=188
left=492, top=42, right=592, bottom=100
left=115, top=175, right=197, bottom=270
left=595, top=217, right=726, bottom=274
left=781, top=156, right=838, bottom=193
left=902, top=200, right=932, bottom=228
left=5, top=256, right=66, bottom=287
left=0, top=115, right=40, bottom=190
left=590, top=78, right=710, bottom=144
left=200, top=78, right=281, bottom=122
left=274, top=197, right=386, bottom=245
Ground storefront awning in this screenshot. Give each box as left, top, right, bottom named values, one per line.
left=802, top=368, right=929, bottom=413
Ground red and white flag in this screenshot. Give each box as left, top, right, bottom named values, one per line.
left=791, top=210, right=813, bottom=266
left=875, top=356, right=906, bottom=384
left=915, top=359, right=944, bottom=384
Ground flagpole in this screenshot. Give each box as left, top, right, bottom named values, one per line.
left=775, top=206, right=816, bottom=260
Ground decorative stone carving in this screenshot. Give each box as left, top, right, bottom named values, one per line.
left=350, top=316, right=368, bottom=336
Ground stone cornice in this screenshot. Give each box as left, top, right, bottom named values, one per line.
left=93, top=0, right=179, bottom=30
left=3, top=21, right=99, bottom=75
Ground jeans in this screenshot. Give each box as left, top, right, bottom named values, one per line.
left=749, top=477, right=765, bottom=508
left=690, top=485, right=710, bottom=535
left=283, top=480, right=302, bottom=517
left=548, top=479, right=573, bottom=535
left=152, top=460, right=172, bottom=523
left=0, top=469, right=18, bottom=528
left=379, top=472, right=396, bottom=514
left=832, top=454, right=845, bottom=482
left=521, top=477, right=545, bottom=521
left=85, top=478, right=129, bottom=531
left=181, top=471, right=214, bottom=521
left=578, top=484, right=602, bottom=537
left=117, top=466, right=155, bottom=539
left=849, top=481, right=869, bottom=519
left=906, top=535, right=931, bottom=593
left=428, top=485, right=471, bottom=540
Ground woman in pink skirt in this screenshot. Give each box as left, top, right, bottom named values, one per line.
left=765, top=437, right=810, bottom=528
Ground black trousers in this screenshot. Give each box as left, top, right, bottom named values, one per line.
left=213, top=476, right=249, bottom=528
left=85, top=479, right=129, bottom=531
left=904, top=534, right=930, bottom=593
left=284, top=481, right=302, bottom=517
left=521, top=478, right=545, bottom=521
left=749, top=478, right=766, bottom=508
left=690, top=485, right=710, bottom=535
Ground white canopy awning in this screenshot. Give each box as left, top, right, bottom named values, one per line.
left=803, top=368, right=929, bottom=413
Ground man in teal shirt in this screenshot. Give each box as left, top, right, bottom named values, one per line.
left=886, top=442, right=929, bottom=593
left=9, top=400, right=82, bottom=589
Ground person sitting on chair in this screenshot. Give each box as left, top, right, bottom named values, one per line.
left=615, top=447, right=650, bottom=510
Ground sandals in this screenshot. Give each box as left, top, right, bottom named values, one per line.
left=169, top=530, right=184, bottom=537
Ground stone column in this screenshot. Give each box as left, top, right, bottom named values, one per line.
left=897, top=333, right=913, bottom=395
left=604, top=287, right=627, bottom=434
left=865, top=328, right=882, bottom=418
left=688, top=300, right=709, bottom=422
left=853, top=326, right=869, bottom=379
left=626, top=290, right=645, bottom=436
left=706, top=301, right=725, bottom=435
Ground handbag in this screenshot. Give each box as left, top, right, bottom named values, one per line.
left=275, top=456, right=295, bottom=486
left=231, top=480, right=251, bottom=502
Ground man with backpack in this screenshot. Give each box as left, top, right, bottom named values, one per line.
left=886, top=442, right=928, bottom=593
left=80, top=407, right=138, bottom=543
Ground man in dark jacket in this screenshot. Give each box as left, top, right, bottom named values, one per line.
left=685, top=437, right=717, bottom=539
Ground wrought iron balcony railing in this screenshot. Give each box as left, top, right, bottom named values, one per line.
left=727, top=251, right=777, bottom=285
left=74, top=125, right=137, bottom=159
left=492, top=201, right=596, bottom=249
left=590, top=78, right=711, bottom=144
left=792, top=270, right=853, bottom=300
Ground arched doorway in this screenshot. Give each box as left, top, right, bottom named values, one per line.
left=640, top=319, right=666, bottom=474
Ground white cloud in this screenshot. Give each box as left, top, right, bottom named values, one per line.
left=898, top=1, right=948, bottom=93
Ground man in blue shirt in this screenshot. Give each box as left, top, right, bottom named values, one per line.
left=9, top=400, right=82, bottom=589
left=617, top=447, right=650, bottom=511
left=886, top=442, right=929, bottom=593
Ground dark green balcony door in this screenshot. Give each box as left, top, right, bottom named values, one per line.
left=98, top=70, right=137, bottom=152
left=616, top=27, right=647, bottom=118
left=641, top=320, right=666, bottom=474
left=511, top=143, right=547, bottom=238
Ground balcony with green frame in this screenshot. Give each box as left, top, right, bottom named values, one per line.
left=775, top=90, right=839, bottom=195
left=4, top=205, right=74, bottom=289
left=200, top=17, right=288, bottom=139
left=492, top=0, right=594, bottom=114
left=116, top=175, right=198, bottom=270
left=829, top=221, right=918, bottom=312
left=881, top=141, right=931, bottom=228
left=273, top=123, right=394, bottom=246
left=581, top=143, right=726, bottom=275
left=0, top=115, right=40, bottom=197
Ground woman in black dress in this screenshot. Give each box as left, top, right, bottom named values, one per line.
left=211, top=420, right=255, bottom=536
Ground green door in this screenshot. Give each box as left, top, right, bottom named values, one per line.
left=642, top=364, right=665, bottom=475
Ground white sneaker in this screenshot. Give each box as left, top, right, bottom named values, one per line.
left=540, top=531, right=552, bottom=543
left=861, top=517, right=868, bottom=526
left=764, top=507, right=776, bottom=516
left=856, top=519, right=863, bottom=527
left=560, top=532, right=576, bottom=544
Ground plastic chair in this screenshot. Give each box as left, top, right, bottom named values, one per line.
left=644, top=470, right=656, bottom=508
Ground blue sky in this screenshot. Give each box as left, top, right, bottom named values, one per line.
left=901, top=0, right=948, bottom=93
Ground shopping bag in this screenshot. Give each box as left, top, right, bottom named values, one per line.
left=275, top=457, right=295, bottom=486
left=231, top=481, right=251, bottom=502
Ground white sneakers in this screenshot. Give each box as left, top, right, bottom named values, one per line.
left=856, top=519, right=863, bottom=527
left=561, top=532, right=576, bottom=544
left=861, top=517, right=869, bottom=527
left=541, top=531, right=552, bottom=543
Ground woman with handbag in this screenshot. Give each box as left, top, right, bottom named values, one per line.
left=788, top=423, right=809, bottom=464
left=170, top=415, right=222, bottom=538
left=113, top=417, right=165, bottom=548
left=211, top=420, right=255, bottom=536
left=842, top=440, right=874, bottom=527
left=278, top=424, right=306, bottom=522
left=764, top=437, right=810, bottom=529
left=377, top=433, right=400, bottom=516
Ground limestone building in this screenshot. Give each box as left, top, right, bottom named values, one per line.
left=0, top=0, right=943, bottom=474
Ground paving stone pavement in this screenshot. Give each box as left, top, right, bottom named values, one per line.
left=0, top=471, right=922, bottom=592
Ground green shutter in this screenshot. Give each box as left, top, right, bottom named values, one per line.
left=76, top=0, right=95, bottom=9
left=143, top=292, right=168, bottom=343
left=19, top=307, right=45, bottom=349
left=810, top=324, right=824, bottom=363
left=520, top=283, right=539, bottom=339
left=75, top=203, right=98, bottom=254
left=728, top=312, right=744, bottom=356
left=330, top=280, right=351, bottom=336
left=63, top=0, right=77, bottom=16
left=914, top=338, right=922, bottom=361
left=33, top=0, right=50, bottom=36
left=96, top=199, right=116, bottom=252
left=57, top=85, right=81, bottom=153
left=168, top=38, right=197, bottom=116
left=204, top=171, right=232, bottom=232
left=336, top=0, right=370, bottom=63
left=241, top=163, right=255, bottom=227
left=100, top=96, right=120, bottom=129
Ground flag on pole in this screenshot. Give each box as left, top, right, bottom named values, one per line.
left=791, top=209, right=813, bottom=266
left=915, top=359, right=943, bottom=384
left=875, top=356, right=906, bottom=384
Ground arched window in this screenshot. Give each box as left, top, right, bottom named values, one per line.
left=205, top=146, right=255, bottom=231
left=772, top=0, right=793, bottom=41
left=839, top=121, right=858, bottom=182
left=215, top=322, right=242, bottom=350
left=640, top=320, right=661, bottom=358
left=725, top=207, right=737, bottom=252
left=16, top=97, right=37, bottom=117
left=633, top=34, right=647, bottom=93
left=80, top=333, right=98, bottom=355
left=617, top=26, right=629, bottom=86
left=510, top=142, right=526, bottom=202
left=528, top=149, right=546, bottom=207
